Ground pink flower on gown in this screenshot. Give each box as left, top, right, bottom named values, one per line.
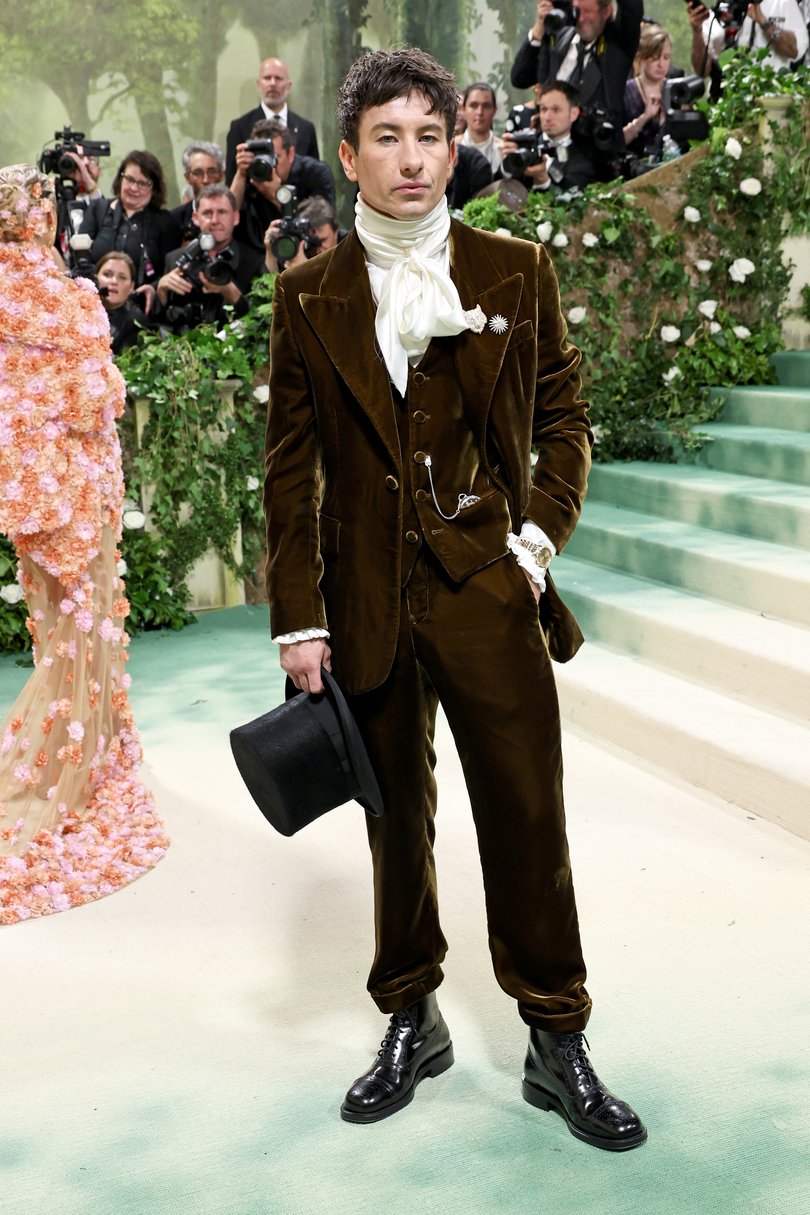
left=0, top=192, right=169, bottom=926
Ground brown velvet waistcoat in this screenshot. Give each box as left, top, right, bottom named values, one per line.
left=265, top=220, right=592, bottom=695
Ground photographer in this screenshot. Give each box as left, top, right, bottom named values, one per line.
left=95, top=251, right=155, bottom=355
left=170, top=141, right=225, bottom=243
left=691, top=0, right=807, bottom=74
left=623, top=24, right=673, bottom=156
left=80, top=151, right=181, bottom=315
left=229, top=119, right=336, bottom=254
left=501, top=81, right=599, bottom=194
left=156, top=184, right=266, bottom=333
left=511, top=0, right=643, bottom=163
left=263, top=195, right=344, bottom=273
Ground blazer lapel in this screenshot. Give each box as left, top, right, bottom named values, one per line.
left=301, top=233, right=399, bottom=465
left=449, top=224, right=525, bottom=446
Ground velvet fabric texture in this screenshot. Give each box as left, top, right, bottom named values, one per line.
left=265, top=219, right=593, bottom=1028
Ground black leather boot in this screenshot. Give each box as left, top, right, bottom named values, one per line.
left=523, top=1029, right=647, bottom=1151
left=340, top=992, right=454, bottom=1124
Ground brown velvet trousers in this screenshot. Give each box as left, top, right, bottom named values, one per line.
left=347, top=547, right=591, bottom=1033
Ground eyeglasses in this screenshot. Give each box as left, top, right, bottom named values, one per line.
left=121, top=173, right=153, bottom=191
left=188, top=168, right=223, bottom=181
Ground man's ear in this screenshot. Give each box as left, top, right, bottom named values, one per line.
left=339, top=139, right=358, bottom=182
left=232, top=209, right=240, bottom=228
left=570, top=105, right=581, bottom=125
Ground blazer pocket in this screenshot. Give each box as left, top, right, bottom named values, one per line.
left=507, top=319, right=535, bottom=349
left=319, top=513, right=340, bottom=558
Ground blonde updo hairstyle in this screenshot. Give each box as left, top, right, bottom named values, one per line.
left=0, top=163, right=56, bottom=244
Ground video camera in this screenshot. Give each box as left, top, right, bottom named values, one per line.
left=246, top=139, right=278, bottom=183
left=268, top=186, right=323, bottom=263
left=66, top=234, right=106, bottom=293
left=173, top=232, right=236, bottom=287
left=663, top=74, right=709, bottom=143
left=38, top=126, right=110, bottom=197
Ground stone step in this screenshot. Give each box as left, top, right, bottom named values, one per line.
left=556, top=643, right=810, bottom=841
left=585, top=462, right=810, bottom=550
left=564, top=501, right=810, bottom=625
left=771, top=350, right=810, bottom=388
left=693, top=423, right=810, bottom=486
left=711, top=385, right=810, bottom=432
left=554, top=556, right=810, bottom=723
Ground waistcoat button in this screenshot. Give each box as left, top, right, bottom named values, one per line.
left=413, top=409, right=428, bottom=423
left=415, top=489, right=428, bottom=503
left=405, top=530, right=419, bottom=544
left=413, top=450, right=427, bottom=464
left=385, top=475, right=399, bottom=491
left=412, top=372, right=427, bottom=385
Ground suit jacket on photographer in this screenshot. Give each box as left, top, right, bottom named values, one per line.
left=239, top=155, right=337, bottom=253
left=511, top=0, right=642, bottom=124
left=527, top=135, right=600, bottom=194
left=225, top=107, right=319, bottom=182
left=158, top=239, right=266, bottom=332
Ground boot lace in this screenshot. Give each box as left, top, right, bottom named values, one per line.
left=377, top=1009, right=412, bottom=1059
left=560, top=1032, right=598, bottom=1086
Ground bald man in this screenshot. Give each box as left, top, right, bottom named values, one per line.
left=225, top=57, right=319, bottom=182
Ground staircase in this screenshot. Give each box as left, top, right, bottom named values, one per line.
left=553, top=351, right=810, bottom=841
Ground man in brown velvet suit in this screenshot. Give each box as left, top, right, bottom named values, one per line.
left=264, top=47, right=646, bottom=1151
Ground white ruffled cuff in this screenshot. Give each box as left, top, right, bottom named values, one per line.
left=272, top=627, right=330, bottom=645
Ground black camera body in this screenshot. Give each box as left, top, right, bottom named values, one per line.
left=269, top=187, right=322, bottom=263
left=246, top=139, right=278, bottom=182
left=575, top=106, right=618, bottom=154
left=173, top=233, right=236, bottom=288
left=546, top=0, right=578, bottom=32
left=663, top=74, right=709, bottom=144
left=502, top=130, right=564, bottom=181
left=39, top=126, right=110, bottom=180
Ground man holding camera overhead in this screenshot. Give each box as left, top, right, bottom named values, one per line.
left=229, top=119, right=336, bottom=255
left=689, top=0, right=807, bottom=75
left=511, top=0, right=643, bottom=165
left=156, top=184, right=266, bottom=333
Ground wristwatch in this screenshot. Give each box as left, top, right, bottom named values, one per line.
left=516, top=538, right=553, bottom=569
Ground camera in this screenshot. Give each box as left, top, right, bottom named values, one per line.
left=502, top=131, right=565, bottom=182
left=165, top=300, right=206, bottom=328
left=663, top=75, right=709, bottom=144
left=172, top=232, right=235, bottom=288
left=268, top=186, right=323, bottom=263
left=38, top=126, right=110, bottom=181
left=575, top=106, right=618, bottom=154
left=546, top=0, right=577, bottom=31
left=66, top=234, right=105, bottom=293
left=246, top=139, right=278, bottom=182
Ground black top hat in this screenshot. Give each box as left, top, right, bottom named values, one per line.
left=229, top=668, right=384, bottom=837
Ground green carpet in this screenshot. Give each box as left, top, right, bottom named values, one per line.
left=2, top=608, right=809, bottom=1214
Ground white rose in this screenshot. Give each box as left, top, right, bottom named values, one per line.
left=535, top=221, right=553, bottom=242
left=116, top=559, right=128, bottom=577
left=122, top=509, right=146, bottom=530
left=495, top=226, right=512, bottom=239
left=0, top=583, right=24, bottom=605
left=695, top=259, right=712, bottom=273
left=739, top=177, right=762, bottom=196
left=567, top=306, right=587, bottom=324
left=660, top=325, right=681, bottom=342
left=728, top=257, right=756, bottom=282
left=733, top=325, right=752, bottom=339
left=684, top=206, right=701, bottom=223
left=662, top=367, right=682, bottom=385
left=246, top=476, right=260, bottom=491
left=724, top=137, right=743, bottom=160
left=552, top=233, right=569, bottom=248
left=710, top=321, right=721, bottom=334
left=698, top=299, right=718, bottom=319
left=582, top=232, right=599, bottom=248
left=253, top=384, right=270, bottom=404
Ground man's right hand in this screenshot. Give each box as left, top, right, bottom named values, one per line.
left=280, top=638, right=332, bottom=694
left=156, top=267, right=191, bottom=305
left=532, top=0, right=553, bottom=39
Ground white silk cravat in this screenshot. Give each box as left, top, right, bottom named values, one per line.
left=354, top=195, right=472, bottom=397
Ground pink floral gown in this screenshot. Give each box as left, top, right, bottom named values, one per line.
left=0, top=238, right=169, bottom=925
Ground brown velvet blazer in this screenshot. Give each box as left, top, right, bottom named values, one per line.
left=265, top=219, right=592, bottom=695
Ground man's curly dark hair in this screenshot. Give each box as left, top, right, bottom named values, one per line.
left=338, top=47, right=458, bottom=148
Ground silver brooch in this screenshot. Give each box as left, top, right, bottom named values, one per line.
left=464, top=305, right=487, bottom=334
left=488, top=314, right=509, bottom=335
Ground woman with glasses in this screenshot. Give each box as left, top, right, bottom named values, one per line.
left=80, top=150, right=181, bottom=315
